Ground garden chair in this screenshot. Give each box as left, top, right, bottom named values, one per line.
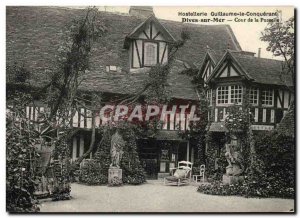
left=164, top=161, right=193, bottom=186
left=192, top=164, right=205, bottom=183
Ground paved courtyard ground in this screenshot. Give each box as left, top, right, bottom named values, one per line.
left=40, top=181, right=294, bottom=213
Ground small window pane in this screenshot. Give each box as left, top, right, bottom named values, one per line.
left=230, top=85, right=242, bottom=104
left=217, top=86, right=229, bottom=104
left=249, top=88, right=259, bottom=105
left=262, top=89, right=274, bottom=106
left=144, top=42, right=157, bottom=66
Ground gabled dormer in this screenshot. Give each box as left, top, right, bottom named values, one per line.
left=206, top=50, right=253, bottom=84
left=198, top=51, right=218, bottom=85
left=124, top=15, right=176, bottom=72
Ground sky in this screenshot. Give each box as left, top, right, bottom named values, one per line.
left=95, top=6, right=294, bottom=60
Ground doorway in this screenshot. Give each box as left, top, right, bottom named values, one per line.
left=137, top=139, right=159, bottom=179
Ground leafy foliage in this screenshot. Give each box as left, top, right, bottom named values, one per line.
left=198, top=181, right=248, bottom=196
left=261, top=14, right=294, bottom=58
left=198, top=131, right=294, bottom=199
left=6, top=7, right=107, bottom=210
left=108, top=177, right=123, bottom=187
left=118, top=123, right=146, bottom=185
left=46, top=7, right=107, bottom=121
left=51, top=141, right=71, bottom=201
left=224, top=106, right=254, bottom=133
left=79, top=128, right=112, bottom=185
left=261, top=13, right=294, bottom=87
left=204, top=132, right=227, bottom=180
left=250, top=131, right=295, bottom=198
left=79, top=160, right=107, bottom=185
left=6, top=108, right=40, bottom=212
left=79, top=122, right=146, bottom=185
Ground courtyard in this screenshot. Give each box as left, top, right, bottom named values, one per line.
left=39, top=181, right=294, bottom=213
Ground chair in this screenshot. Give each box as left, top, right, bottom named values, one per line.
left=164, top=161, right=193, bottom=186
left=192, top=164, right=205, bottom=183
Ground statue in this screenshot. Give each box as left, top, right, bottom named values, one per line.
left=222, top=134, right=245, bottom=184
left=224, top=140, right=244, bottom=176
left=110, top=129, right=125, bottom=168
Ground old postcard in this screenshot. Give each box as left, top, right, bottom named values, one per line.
left=6, top=6, right=295, bottom=213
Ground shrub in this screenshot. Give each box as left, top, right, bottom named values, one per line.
left=79, top=160, right=107, bottom=185
left=198, top=176, right=294, bottom=199
left=79, top=123, right=146, bottom=186
left=6, top=113, right=40, bottom=212
left=198, top=131, right=295, bottom=199
left=108, top=176, right=122, bottom=187
left=204, top=131, right=227, bottom=180
left=198, top=181, right=248, bottom=196
left=119, top=125, right=146, bottom=185
left=251, top=131, right=295, bottom=198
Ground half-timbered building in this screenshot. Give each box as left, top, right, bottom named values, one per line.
left=199, top=49, right=294, bottom=131
left=6, top=6, right=293, bottom=179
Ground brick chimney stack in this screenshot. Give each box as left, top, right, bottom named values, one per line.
left=258, top=48, right=261, bottom=58
left=129, top=6, right=154, bottom=19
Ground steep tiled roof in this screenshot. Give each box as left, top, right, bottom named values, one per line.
left=230, top=52, right=293, bottom=86
left=80, top=60, right=199, bottom=100
left=6, top=6, right=242, bottom=100
left=195, top=49, right=225, bottom=70
left=206, top=49, right=293, bottom=87
left=207, top=49, right=225, bottom=65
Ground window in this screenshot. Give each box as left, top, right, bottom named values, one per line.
left=207, top=89, right=212, bottom=106
left=261, top=89, right=274, bottom=106
left=144, top=42, right=157, bottom=66
left=217, top=86, right=229, bottom=104
left=230, top=85, right=243, bottom=104
left=249, top=88, right=259, bottom=105
left=217, top=85, right=243, bottom=105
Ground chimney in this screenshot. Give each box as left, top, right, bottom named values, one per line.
left=129, top=6, right=154, bottom=19
left=258, top=48, right=261, bottom=58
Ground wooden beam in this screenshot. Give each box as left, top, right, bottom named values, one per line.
left=143, top=30, right=149, bottom=39
left=153, top=31, right=161, bottom=40
left=134, top=40, right=142, bottom=67
left=72, top=137, right=77, bottom=161
left=142, top=41, right=144, bottom=67
left=186, top=141, right=190, bottom=161
left=227, top=62, right=230, bottom=77
left=131, top=42, right=134, bottom=68
left=150, top=21, right=153, bottom=39
left=277, top=90, right=283, bottom=108
left=160, top=43, right=167, bottom=64
left=157, top=42, right=159, bottom=64
left=79, top=134, right=84, bottom=156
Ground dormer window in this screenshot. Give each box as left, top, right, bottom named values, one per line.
left=144, top=42, right=158, bottom=66
left=124, top=16, right=175, bottom=71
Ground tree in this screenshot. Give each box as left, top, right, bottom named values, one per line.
left=6, top=7, right=107, bottom=208
left=261, top=12, right=294, bottom=90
